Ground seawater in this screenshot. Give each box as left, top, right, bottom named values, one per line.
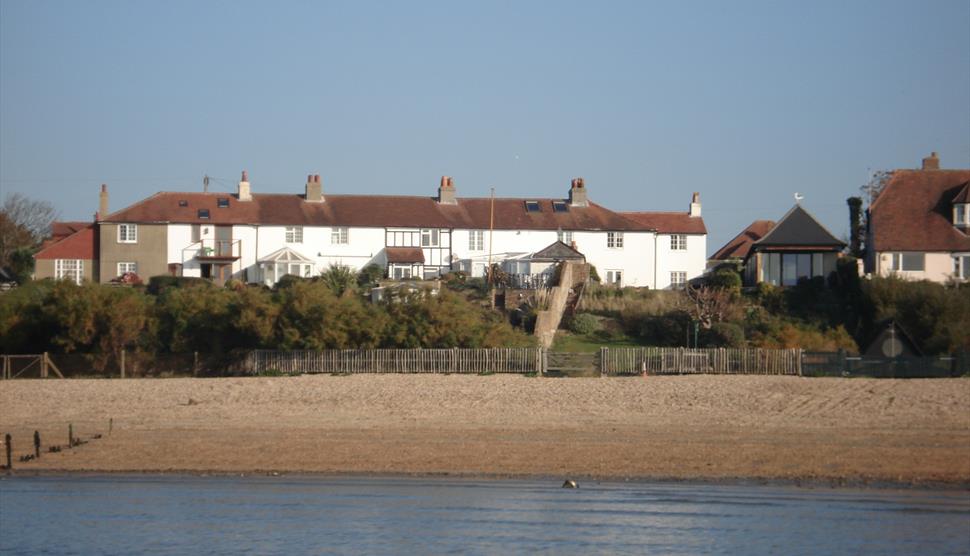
left=1, top=476, right=968, bottom=555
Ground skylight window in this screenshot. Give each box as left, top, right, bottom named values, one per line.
left=552, top=201, right=569, bottom=213
left=178, top=200, right=188, bottom=207
left=198, top=209, right=210, bottom=219
left=217, top=198, right=230, bottom=208
left=525, top=201, right=541, bottom=212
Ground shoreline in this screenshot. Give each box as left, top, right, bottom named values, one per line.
left=3, top=375, right=968, bottom=489
left=4, top=468, right=969, bottom=492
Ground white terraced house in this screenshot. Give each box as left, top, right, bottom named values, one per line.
left=41, top=172, right=707, bottom=289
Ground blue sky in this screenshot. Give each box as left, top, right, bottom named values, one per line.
left=2, top=0, right=968, bottom=254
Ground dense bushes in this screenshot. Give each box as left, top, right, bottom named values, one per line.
left=570, top=265, right=968, bottom=354
left=0, top=277, right=534, bottom=370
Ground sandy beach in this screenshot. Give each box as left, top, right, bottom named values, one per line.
left=1, top=374, right=968, bottom=486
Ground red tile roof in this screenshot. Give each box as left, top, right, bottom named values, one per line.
left=51, top=221, right=90, bottom=239
left=710, top=220, right=775, bottom=260
left=102, top=192, right=701, bottom=234
left=617, top=211, right=707, bottom=234
left=385, top=247, right=425, bottom=263
left=35, top=224, right=97, bottom=260
left=869, top=169, right=970, bottom=252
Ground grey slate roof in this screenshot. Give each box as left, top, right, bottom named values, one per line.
left=754, top=205, right=845, bottom=248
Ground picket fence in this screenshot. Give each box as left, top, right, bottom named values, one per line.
left=599, top=347, right=802, bottom=376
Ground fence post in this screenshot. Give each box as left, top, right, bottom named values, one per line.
left=600, top=347, right=607, bottom=377
left=41, top=352, right=48, bottom=378
left=194, top=351, right=199, bottom=377
left=120, top=349, right=126, bottom=379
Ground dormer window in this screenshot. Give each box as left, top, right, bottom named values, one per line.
left=198, top=209, right=210, bottom=219
left=955, top=203, right=969, bottom=227
left=217, top=198, right=230, bottom=208
left=525, top=201, right=541, bottom=212
left=552, top=201, right=569, bottom=213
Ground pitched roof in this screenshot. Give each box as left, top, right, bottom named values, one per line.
left=753, top=205, right=845, bottom=250
left=51, top=221, right=90, bottom=239
left=710, top=220, right=775, bottom=260
left=257, top=246, right=314, bottom=264
left=617, top=211, right=707, bottom=234
left=869, top=170, right=970, bottom=252
left=34, top=224, right=97, bottom=261
left=102, top=191, right=703, bottom=234
left=531, top=241, right=585, bottom=261
left=385, top=247, right=425, bottom=264
left=953, top=181, right=970, bottom=204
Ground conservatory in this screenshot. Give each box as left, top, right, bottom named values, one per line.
left=258, top=247, right=316, bottom=286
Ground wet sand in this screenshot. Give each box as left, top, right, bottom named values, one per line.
left=1, top=375, right=968, bottom=486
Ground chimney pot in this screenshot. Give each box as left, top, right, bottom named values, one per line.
left=689, top=191, right=702, bottom=217
left=98, top=183, right=109, bottom=220
left=569, top=177, right=588, bottom=207
left=305, top=173, right=324, bottom=202
left=238, top=170, right=252, bottom=201
left=437, top=175, right=457, bottom=204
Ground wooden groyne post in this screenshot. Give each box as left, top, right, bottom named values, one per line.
left=5, top=433, right=11, bottom=470
left=33, top=431, right=40, bottom=459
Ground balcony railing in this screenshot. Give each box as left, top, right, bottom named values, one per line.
left=193, top=239, right=241, bottom=260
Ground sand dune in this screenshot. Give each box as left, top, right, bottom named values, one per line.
left=1, top=375, right=968, bottom=486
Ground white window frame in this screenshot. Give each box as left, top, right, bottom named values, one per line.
left=55, top=259, right=83, bottom=285
left=955, top=204, right=969, bottom=226
left=670, top=234, right=687, bottom=250
left=421, top=229, right=439, bottom=247
left=890, top=252, right=925, bottom=272
left=117, top=262, right=137, bottom=276
left=607, top=232, right=624, bottom=249
left=558, top=230, right=573, bottom=244
left=954, top=253, right=970, bottom=280
left=469, top=230, right=484, bottom=251
left=331, top=227, right=349, bottom=245
left=670, top=271, right=687, bottom=289
left=285, top=226, right=303, bottom=243
left=117, top=223, right=137, bottom=243
left=606, top=269, right=623, bottom=286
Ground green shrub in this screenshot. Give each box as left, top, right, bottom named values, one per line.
left=701, top=322, right=745, bottom=348
left=569, top=313, right=600, bottom=335
left=357, top=264, right=384, bottom=288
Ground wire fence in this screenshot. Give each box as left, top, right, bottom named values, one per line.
left=2, top=348, right=967, bottom=378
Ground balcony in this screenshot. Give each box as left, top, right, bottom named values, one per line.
left=192, top=238, right=241, bottom=261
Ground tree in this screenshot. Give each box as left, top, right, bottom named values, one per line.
left=680, top=284, right=737, bottom=329
left=318, top=264, right=358, bottom=296
left=0, top=194, right=57, bottom=269
left=847, top=196, right=864, bottom=257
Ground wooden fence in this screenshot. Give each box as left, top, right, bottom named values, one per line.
left=599, top=347, right=802, bottom=376
left=0, top=353, right=64, bottom=379
left=248, top=348, right=543, bottom=375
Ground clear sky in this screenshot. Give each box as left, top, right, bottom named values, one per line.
left=2, top=0, right=968, bottom=254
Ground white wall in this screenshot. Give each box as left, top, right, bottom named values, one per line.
left=873, top=251, right=960, bottom=283
left=655, top=233, right=707, bottom=289
left=452, top=228, right=658, bottom=288
left=253, top=225, right=386, bottom=279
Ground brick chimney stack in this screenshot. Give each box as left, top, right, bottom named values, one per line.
left=922, top=152, right=940, bottom=170
left=438, top=176, right=457, bottom=205
left=689, top=192, right=701, bottom=217
left=569, top=178, right=588, bottom=207
left=97, top=183, right=109, bottom=221
left=238, top=170, right=252, bottom=201
left=305, top=174, right=324, bottom=202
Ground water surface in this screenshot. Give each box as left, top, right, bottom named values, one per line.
left=1, top=475, right=968, bottom=555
